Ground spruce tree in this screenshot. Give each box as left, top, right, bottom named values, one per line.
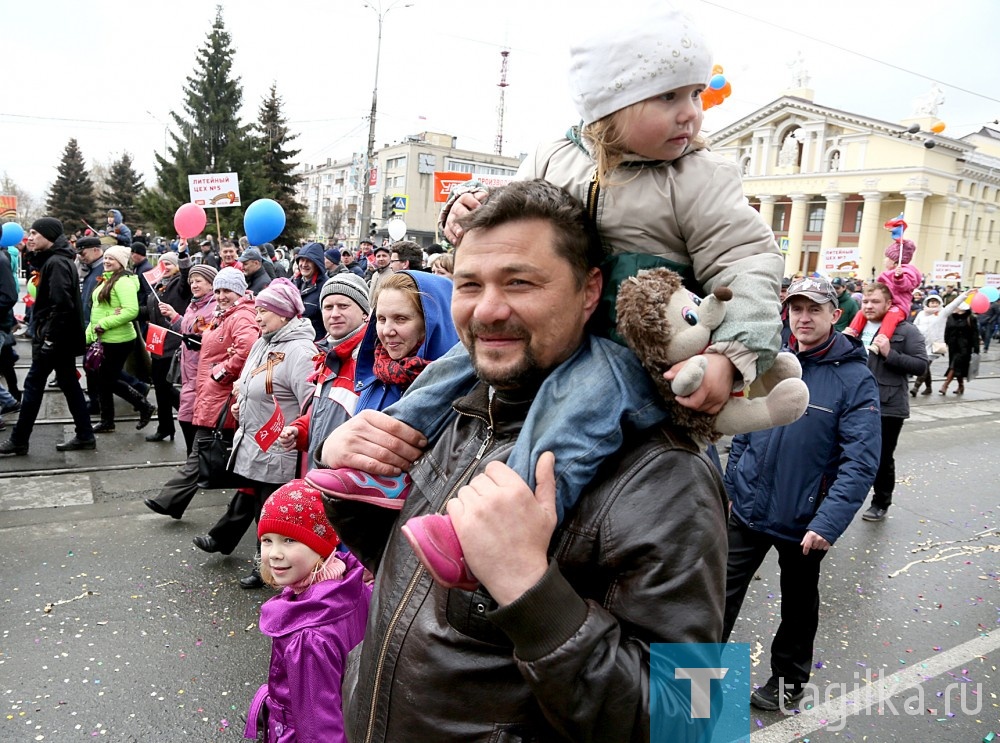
left=142, top=5, right=261, bottom=237
left=46, top=138, right=96, bottom=233
left=254, top=83, right=308, bottom=244
left=102, top=152, right=145, bottom=226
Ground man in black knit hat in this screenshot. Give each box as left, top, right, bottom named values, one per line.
left=0, top=218, right=96, bottom=455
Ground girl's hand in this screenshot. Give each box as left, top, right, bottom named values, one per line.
left=665, top=353, right=736, bottom=415
left=444, top=190, right=489, bottom=244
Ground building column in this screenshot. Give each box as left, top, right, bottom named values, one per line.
left=858, top=190, right=885, bottom=280
left=900, top=189, right=932, bottom=264
left=785, top=193, right=810, bottom=274
left=819, top=192, right=845, bottom=252
left=756, top=195, right=777, bottom=231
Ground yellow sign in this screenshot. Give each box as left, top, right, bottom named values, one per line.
left=390, top=194, right=409, bottom=213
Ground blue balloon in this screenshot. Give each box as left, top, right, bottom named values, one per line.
left=981, top=286, right=1000, bottom=303
left=243, top=199, right=286, bottom=245
left=0, top=222, right=24, bottom=247
left=709, top=74, right=726, bottom=90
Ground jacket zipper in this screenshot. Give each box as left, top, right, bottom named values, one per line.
left=362, top=394, right=496, bottom=743
left=586, top=168, right=600, bottom=224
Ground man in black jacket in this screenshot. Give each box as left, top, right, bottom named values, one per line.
left=1, top=218, right=95, bottom=455
left=317, top=180, right=728, bottom=742
left=857, top=282, right=928, bottom=521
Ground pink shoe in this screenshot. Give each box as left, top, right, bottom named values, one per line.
left=401, top=513, right=478, bottom=591
left=305, top=469, right=411, bottom=510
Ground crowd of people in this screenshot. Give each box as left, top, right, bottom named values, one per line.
left=0, top=3, right=995, bottom=740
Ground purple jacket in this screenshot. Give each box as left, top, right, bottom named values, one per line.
left=245, top=553, right=371, bottom=743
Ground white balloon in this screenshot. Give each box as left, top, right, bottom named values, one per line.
left=387, top=218, right=407, bottom=241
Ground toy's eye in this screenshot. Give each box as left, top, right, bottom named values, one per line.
left=682, top=307, right=699, bottom=326
left=688, top=293, right=702, bottom=306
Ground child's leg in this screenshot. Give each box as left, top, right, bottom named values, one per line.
left=401, top=335, right=668, bottom=591
left=384, top=342, right=477, bottom=441
left=504, top=334, right=666, bottom=521
left=307, top=343, right=476, bottom=509
left=875, top=307, right=904, bottom=340
left=843, top=308, right=865, bottom=337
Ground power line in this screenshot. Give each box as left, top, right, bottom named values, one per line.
left=701, top=0, right=1000, bottom=107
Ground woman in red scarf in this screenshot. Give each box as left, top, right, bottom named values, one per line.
left=353, top=271, right=458, bottom=413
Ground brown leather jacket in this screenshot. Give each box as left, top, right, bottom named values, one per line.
left=326, top=383, right=728, bottom=743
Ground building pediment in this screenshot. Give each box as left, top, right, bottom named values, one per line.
left=708, top=96, right=969, bottom=157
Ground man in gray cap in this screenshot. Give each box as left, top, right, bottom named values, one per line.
left=1, top=218, right=96, bottom=455
left=238, top=247, right=272, bottom=295
left=723, top=276, right=880, bottom=710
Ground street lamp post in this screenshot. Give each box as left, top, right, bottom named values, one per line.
left=359, top=1, right=412, bottom=245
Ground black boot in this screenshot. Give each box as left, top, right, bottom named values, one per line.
left=239, top=570, right=264, bottom=589
left=137, top=402, right=156, bottom=431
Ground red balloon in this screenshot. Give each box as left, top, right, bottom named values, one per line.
left=970, top=292, right=990, bottom=313
left=174, top=203, right=207, bottom=239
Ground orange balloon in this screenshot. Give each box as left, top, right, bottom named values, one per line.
left=931, top=121, right=946, bottom=133
left=721, top=81, right=732, bottom=98
left=712, top=64, right=724, bottom=75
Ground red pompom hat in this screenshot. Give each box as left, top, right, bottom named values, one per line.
left=258, top=480, right=340, bottom=559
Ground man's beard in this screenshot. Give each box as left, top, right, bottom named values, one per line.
left=466, top=320, right=547, bottom=391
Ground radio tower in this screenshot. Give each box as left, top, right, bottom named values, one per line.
left=494, top=49, right=510, bottom=156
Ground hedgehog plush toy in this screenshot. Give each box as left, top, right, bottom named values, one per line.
left=616, top=268, right=809, bottom=442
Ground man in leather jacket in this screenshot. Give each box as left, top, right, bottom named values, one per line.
left=319, top=180, right=728, bottom=742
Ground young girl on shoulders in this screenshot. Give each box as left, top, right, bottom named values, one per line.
left=244, top=480, right=370, bottom=743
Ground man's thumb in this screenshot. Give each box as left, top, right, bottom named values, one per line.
left=534, top=451, right=557, bottom=512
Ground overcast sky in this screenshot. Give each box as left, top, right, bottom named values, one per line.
left=3, top=0, right=998, bottom=205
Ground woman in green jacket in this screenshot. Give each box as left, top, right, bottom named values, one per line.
left=86, top=246, right=155, bottom=433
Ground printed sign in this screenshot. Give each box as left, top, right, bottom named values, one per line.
left=0, top=195, right=17, bottom=219
left=983, top=274, right=1000, bottom=288
left=433, top=171, right=473, bottom=203
left=932, top=261, right=964, bottom=284
left=779, top=237, right=790, bottom=254
left=389, top=194, right=409, bottom=213
left=820, top=247, right=860, bottom=274
left=473, top=174, right=515, bottom=189
left=188, top=172, right=241, bottom=208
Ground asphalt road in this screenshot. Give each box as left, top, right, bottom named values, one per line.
left=1, top=338, right=998, bottom=742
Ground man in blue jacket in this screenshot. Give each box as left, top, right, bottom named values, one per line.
left=723, top=276, right=881, bottom=712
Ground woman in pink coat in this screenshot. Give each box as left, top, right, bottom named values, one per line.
left=145, top=268, right=260, bottom=519
left=156, top=264, right=218, bottom=455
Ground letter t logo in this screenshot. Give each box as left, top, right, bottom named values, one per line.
left=675, top=667, right=728, bottom=718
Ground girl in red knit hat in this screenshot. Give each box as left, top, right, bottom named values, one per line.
left=244, top=479, right=371, bottom=743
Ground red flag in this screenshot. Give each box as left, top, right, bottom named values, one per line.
left=142, top=263, right=165, bottom=289
left=254, top=397, right=286, bottom=452
left=145, top=324, right=168, bottom=355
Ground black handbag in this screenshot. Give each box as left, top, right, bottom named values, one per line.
left=197, top=395, right=249, bottom=489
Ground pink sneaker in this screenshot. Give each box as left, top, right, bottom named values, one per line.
left=401, top=513, right=478, bottom=591
left=305, top=469, right=411, bottom=510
